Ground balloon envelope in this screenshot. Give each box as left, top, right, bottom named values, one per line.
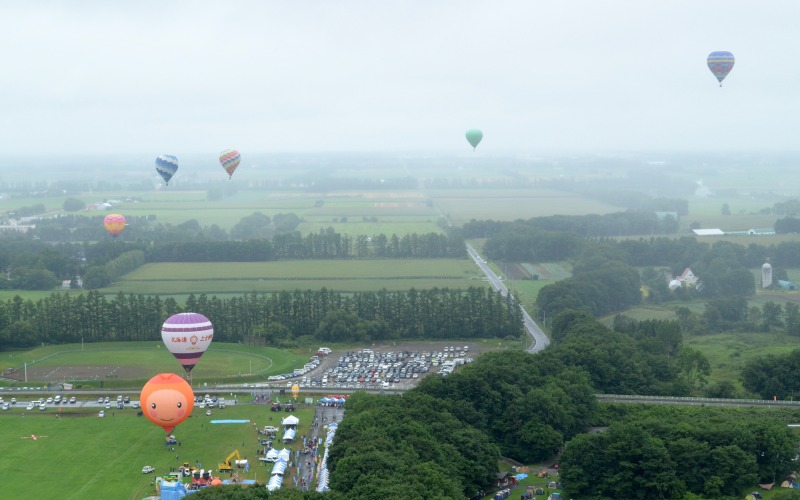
left=161, top=313, right=213, bottom=374
left=219, top=149, right=241, bottom=178
left=465, top=129, right=483, bottom=150
left=103, top=214, right=126, bottom=237
left=707, top=51, right=735, bottom=85
left=140, top=373, right=194, bottom=434
left=155, top=155, right=179, bottom=185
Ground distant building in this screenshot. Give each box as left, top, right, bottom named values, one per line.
left=726, top=228, right=776, bottom=236
left=677, top=267, right=699, bottom=287
left=762, top=263, right=773, bottom=289
left=748, top=228, right=776, bottom=235
left=779, top=280, right=798, bottom=291
left=692, top=228, right=725, bottom=236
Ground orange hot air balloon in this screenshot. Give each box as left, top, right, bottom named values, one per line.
left=103, top=213, right=126, bottom=239
left=140, top=373, right=194, bottom=434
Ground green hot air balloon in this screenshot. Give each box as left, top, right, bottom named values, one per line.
left=465, top=129, right=483, bottom=151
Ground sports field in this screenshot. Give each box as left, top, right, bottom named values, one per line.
left=0, top=342, right=307, bottom=388
left=102, top=259, right=485, bottom=295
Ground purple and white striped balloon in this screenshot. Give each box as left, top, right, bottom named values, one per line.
left=161, top=312, right=213, bottom=373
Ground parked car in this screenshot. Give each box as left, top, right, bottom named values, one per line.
left=98, top=410, right=105, bottom=418
left=142, top=466, right=155, bottom=474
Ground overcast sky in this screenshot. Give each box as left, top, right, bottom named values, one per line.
left=2, top=1, right=799, bottom=156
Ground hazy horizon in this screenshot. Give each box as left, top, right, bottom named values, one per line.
left=3, top=1, right=800, bottom=156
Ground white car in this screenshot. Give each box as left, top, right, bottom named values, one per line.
left=142, top=466, right=155, bottom=474
left=98, top=411, right=105, bottom=418
left=26, top=404, right=34, bottom=411
left=1, top=403, right=8, bottom=411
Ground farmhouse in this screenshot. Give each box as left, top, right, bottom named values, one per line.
left=676, top=267, right=699, bottom=287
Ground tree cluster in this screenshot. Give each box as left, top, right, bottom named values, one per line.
left=742, top=349, right=800, bottom=399
left=415, top=350, right=597, bottom=463
left=560, top=407, right=797, bottom=499
left=327, top=391, right=500, bottom=499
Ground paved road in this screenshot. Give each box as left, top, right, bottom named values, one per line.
left=466, top=244, right=550, bottom=353
left=597, top=394, right=800, bottom=408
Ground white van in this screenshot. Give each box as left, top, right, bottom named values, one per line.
left=318, top=347, right=332, bottom=354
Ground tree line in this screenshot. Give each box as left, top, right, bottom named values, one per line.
left=0, top=287, right=522, bottom=350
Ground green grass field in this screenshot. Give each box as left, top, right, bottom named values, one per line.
left=0, top=402, right=319, bottom=499
left=0, top=342, right=308, bottom=389
left=685, top=331, right=800, bottom=393
left=102, top=259, right=485, bottom=295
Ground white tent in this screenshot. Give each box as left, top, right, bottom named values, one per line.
left=282, top=428, right=296, bottom=443
left=267, top=474, right=283, bottom=491
left=264, top=449, right=279, bottom=462
left=282, top=415, right=299, bottom=426
left=271, top=458, right=287, bottom=475
left=278, top=448, right=291, bottom=461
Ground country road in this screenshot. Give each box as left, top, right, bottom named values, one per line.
left=466, top=243, right=550, bottom=353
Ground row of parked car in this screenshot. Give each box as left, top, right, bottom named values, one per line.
left=1, top=394, right=79, bottom=411
left=194, top=394, right=226, bottom=409
left=298, top=346, right=472, bottom=390
left=268, top=350, right=326, bottom=383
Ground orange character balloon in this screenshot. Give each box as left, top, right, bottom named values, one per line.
left=140, top=373, right=194, bottom=434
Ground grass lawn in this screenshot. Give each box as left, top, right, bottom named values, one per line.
left=0, top=342, right=309, bottom=389
left=0, top=402, right=319, bottom=500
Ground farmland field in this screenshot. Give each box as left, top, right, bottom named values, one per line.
left=102, top=259, right=485, bottom=295
left=430, top=188, right=621, bottom=227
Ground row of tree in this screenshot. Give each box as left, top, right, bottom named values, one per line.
left=0, top=287, right=523, bottom=350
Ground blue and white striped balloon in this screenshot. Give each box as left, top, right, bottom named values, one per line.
left=155, top=155, right=179, bottom=185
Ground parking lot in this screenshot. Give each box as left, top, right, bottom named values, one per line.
left=0, top=393, right=142, bottom=413
left=277, top=343, right=478, bottom=392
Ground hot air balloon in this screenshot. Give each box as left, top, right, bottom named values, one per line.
left=707, top=51, right=735, bottom=87
left=155, top=155, right=179, bottom=185
left=103, top=214, right=126, bottom=239
left=140, top=373, right=194, bottom=434
left=161, top=313, right=213, bottom=379
left=219, top=149, right=241, bottom=179
left=465, top=129, right=483, bottom=150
